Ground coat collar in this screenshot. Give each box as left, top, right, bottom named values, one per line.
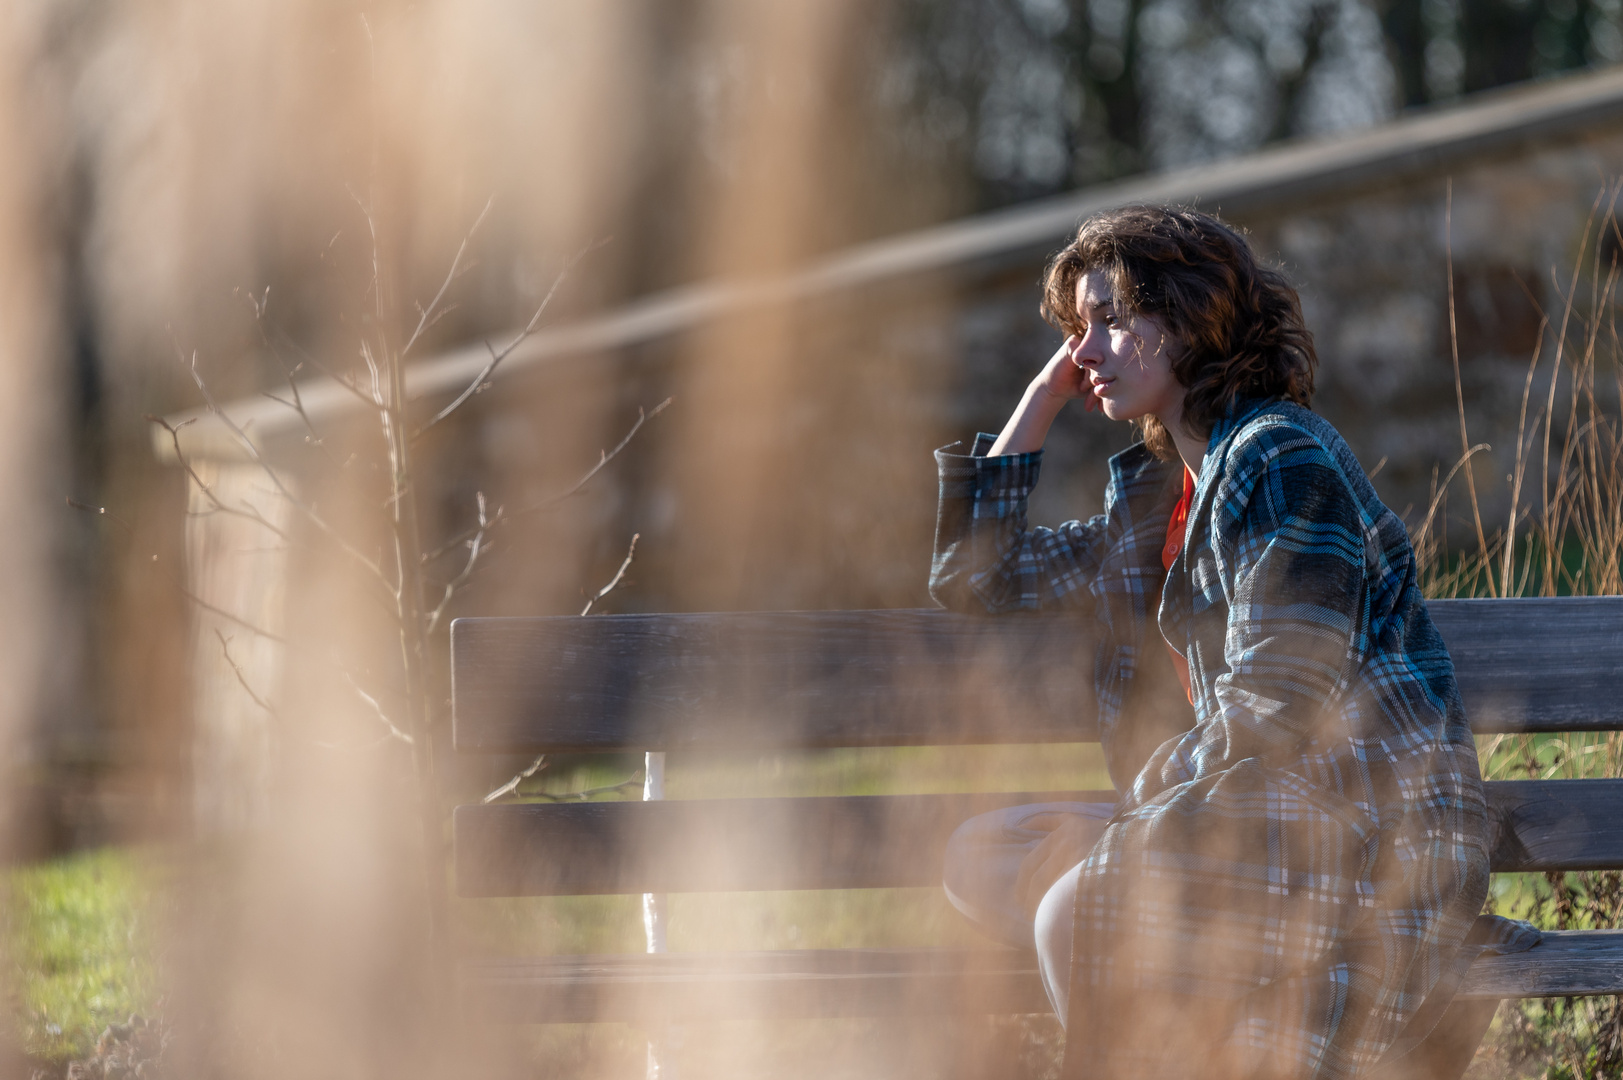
left=1104, top=439, right=1182, bottom=538
left=1160, top=398, right=1285, bottom=643
left=1188, top=397, right=1280, bottom=536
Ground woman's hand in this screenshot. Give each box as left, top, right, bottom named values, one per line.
left=988, top=336, right=1097, bottom=456
left=1015, top=813, right=1099, bottom=916
left=1032, top=334, right=1097, bottom=408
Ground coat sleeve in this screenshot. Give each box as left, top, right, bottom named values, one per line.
left=1138, top=422, right=1368, bottom=795
left=929, top=433, right=1110, bottom=613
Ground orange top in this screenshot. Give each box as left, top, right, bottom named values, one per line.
left=1162, top=468, right=1196, bottom=704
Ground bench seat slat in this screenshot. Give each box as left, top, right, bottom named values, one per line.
left=460, top=932, right=1623, bottom=1023
left=454, top=779, right=1623, bottom=897
left=451, top=598, right=1623, bottom=752
left=454, top=790, right=1113, bottom=897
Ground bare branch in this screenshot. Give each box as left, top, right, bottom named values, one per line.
left=180, top=352, right=388, bottom=585
left=411, top=239, right=607, bottom=441
left=528, top=399, right=670, bottom=513
left=346, top=181, right=386, bottom=333
left=482, top=754, right=548, bottom=804
left=234, top=286, right=336, bottom=450
left=215, top=630, right=275, bottom=714
left=257, top=348, right=337, bottom=457
left=148, top=415, right=291, bottom=542
left=343, top=670, right=414, bottom=745
left=424, top=492, right=490, bottom=634
left=278, top=334, right=385, bottom=412
left=421, top=397, right=671, bottom=563
left=182, top=588, right=286, bottom=643
left=400, top=197, right=494, bottom=362
left=422, top=504, right=506, bottom=565
left=581, top=533, right=639, bottom=616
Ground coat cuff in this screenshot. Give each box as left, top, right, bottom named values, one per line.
left=934, top=434, right=1043, bottom=504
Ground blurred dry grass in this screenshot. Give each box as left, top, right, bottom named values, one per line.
left=1418, top=191, right=1623, bottom=1078
left=2, top=0, right=1622, bottom=1075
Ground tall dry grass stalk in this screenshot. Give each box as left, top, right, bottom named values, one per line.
left=1417, top=184, right=1623, bottom=1078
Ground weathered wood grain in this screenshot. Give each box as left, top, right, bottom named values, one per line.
left=1433, top=598, right=1623, bottom=734
left=452, top=609, right=1100, bottom=753
left=454, top=779, right=1623, bottom=897
left=1485, top=779, right=1623, bottom=872
left=451, top=598, right=1623, bottom=752
left=459, top=931, right=1623, bottom=1022
left=1458, top=930, right=1623, bottom=999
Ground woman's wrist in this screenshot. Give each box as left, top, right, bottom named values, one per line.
left=988, top=380, right=1068, bottom=456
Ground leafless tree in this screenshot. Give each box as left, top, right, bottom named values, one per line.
left=158, top=198, right=669, bottom=965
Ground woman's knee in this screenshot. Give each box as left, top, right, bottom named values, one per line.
left=1033, top=865, right=1081, bottom=1022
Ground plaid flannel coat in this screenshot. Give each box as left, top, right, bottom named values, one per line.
left=931, top=399, right=1535, bottom=1080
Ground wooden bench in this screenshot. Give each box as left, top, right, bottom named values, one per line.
left=451, top=597, right=1623, bottom=1024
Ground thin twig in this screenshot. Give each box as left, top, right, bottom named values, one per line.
left=286, top=338, right=387, bottom=413
left=236, top=285, right=333, bottom=451
left=181, top=352, right=389, bottom=586
left=422, top=398, right=670, bottom=563
left=411, top=240, right=606, bottom=441
left=400, top=197, right=494, bottom=362
left=343, top=670, right=414, bottom=745
left=482, top=754, right=548, bottom=804
left=538, top=399, right=671, bottom=510
left=182, top=589, right=286, bottom=643
left=215, top=630, right=276, bottom=714
left=424, top=492, right=490, bottom=634
left=149, top=415, right=291, bottom=542
left=581, top=533, right=640, bottom=616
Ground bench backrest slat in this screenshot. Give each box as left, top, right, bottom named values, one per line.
left=452, top=597, right=1623, bottom=752
left=453, top=778, right=1621, bottom=897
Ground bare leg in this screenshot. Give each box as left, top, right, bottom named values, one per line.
left=1033, top=861, right=1084, bottom=1025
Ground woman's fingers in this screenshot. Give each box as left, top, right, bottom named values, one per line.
left=1065, top=334, right=1102, bottom=413
left=1037, top=336, right=1090, bottom=401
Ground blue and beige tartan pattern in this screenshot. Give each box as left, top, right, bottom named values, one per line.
left=931, top=400, right=1536, bottom=1079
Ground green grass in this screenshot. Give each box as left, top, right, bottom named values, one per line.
left=0, top=746, right=1105, bottom=1069
left=3, top=847, right=163, bottom=1062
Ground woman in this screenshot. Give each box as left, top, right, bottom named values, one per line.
left=931, top=206, right=1535, bottom=1080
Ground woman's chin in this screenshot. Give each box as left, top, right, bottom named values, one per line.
left=1099, top=400, right=1136, bottom=422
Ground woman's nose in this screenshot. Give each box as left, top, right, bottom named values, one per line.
left=1071, top=329, right=1105, bottom=366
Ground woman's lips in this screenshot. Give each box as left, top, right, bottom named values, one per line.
left=1090, top=378, right=1113, bottom=396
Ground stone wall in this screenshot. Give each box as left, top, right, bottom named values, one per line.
left=944, top=128, right=1623, bottom=555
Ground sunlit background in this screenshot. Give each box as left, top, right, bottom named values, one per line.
left=4, top=0, right=1623, bottom=1076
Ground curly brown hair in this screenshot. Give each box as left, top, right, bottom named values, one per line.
left=1041, top=205, right=1316, bottom=460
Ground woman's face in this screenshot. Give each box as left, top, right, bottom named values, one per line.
left=1070, top=271, right=1183, bottom=429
